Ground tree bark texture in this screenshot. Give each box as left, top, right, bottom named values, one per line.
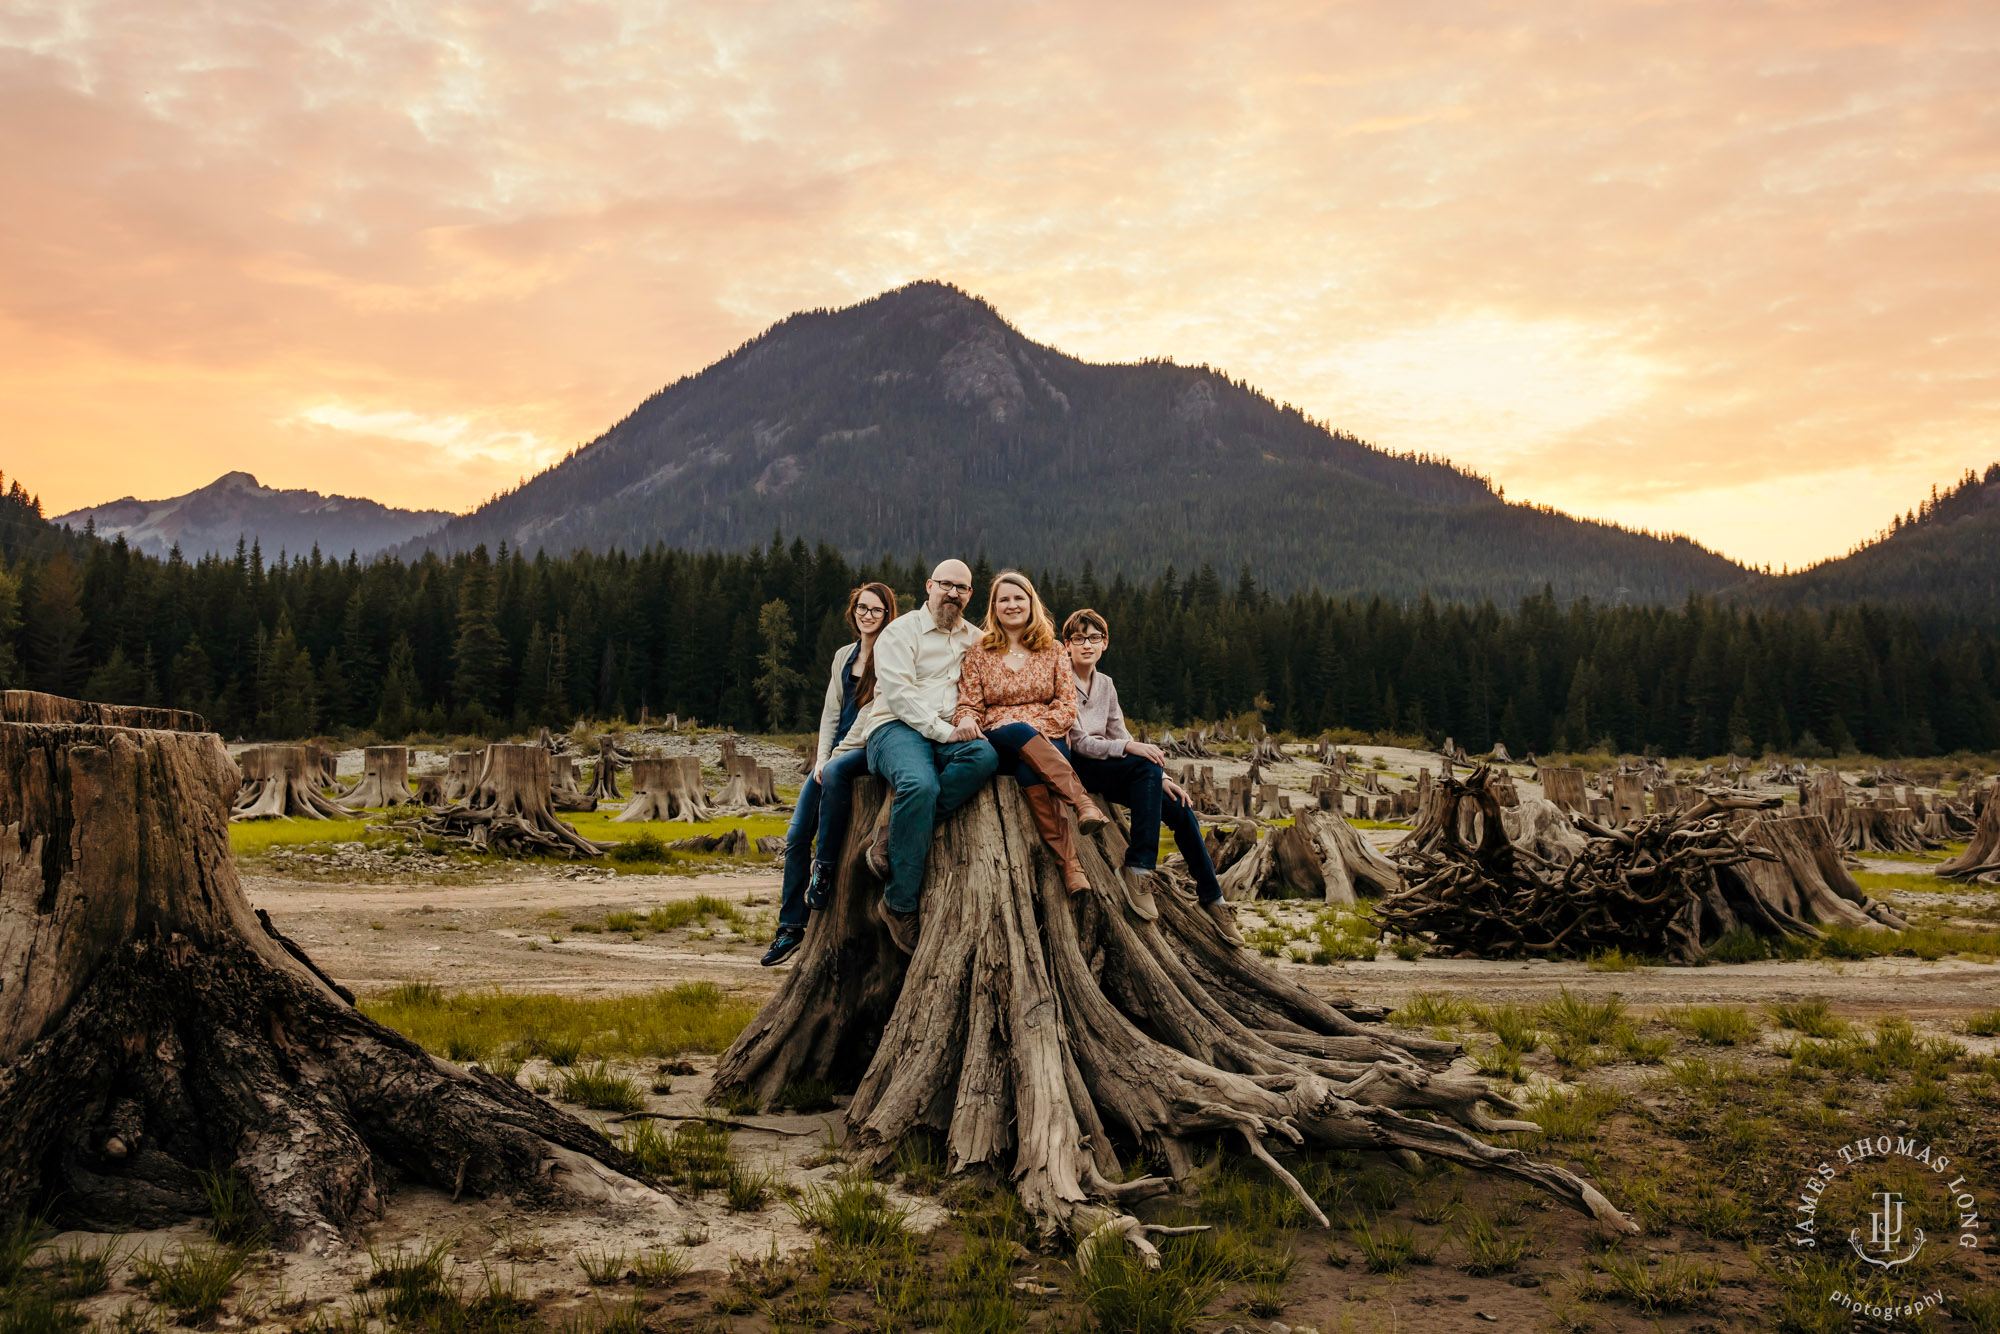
left=414, top=746, right=609, bottom=858
left=231, top=745, right=350, bottom=822
left=549, top=755, right=597, bottom=812
left=713, top=778, right=1633, bottom=1246
left=442, top=752, right=478, bottom=803
left=0, top=698, right=654, bottom=1251
left=337, top=746, right=414, bottom=810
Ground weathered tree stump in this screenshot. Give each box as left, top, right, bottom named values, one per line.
left=1219, top=810, right=1402, bottom=905
left=586, top=736, right=631, bottom=802
left=1537, top=766, right=1588, bottom=814
left=413, top=745, right=609, bottom=858
left=1937, top=796, right=2000, bottom=885
left=414, top=772, right=446, bottom=806
left=0, top=695, right=654, bottom=1250
left=231, top=745, right=350, bottom=821
left=714, top=778, right=1632, bottom=1250
left=549, top=754, right=596, bottom=812
left=617, top=757, right=714, bottom=823
left=336, top=746, right=414, bottom=810
left=441, top=751, right=479, bottom=803
left=1737, top=814, right=1909, bottom=932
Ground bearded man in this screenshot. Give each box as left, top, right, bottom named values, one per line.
left=828, top=558, right=998, bottom=952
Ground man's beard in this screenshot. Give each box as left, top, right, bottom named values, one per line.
left=934, top=601, right=963, bottom=630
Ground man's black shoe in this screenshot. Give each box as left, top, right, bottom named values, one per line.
left=873, top=897, right=920, bottom=954
left=804, top=860, right=833, bottom=912
left=761, top=926, right=806, bottom=967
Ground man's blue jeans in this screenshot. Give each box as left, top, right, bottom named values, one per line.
left=777, top=748, right=872, bottom=931
left=1074, top=752, right=1223, bottom=903
left=864, top=721, right=999, bottom=914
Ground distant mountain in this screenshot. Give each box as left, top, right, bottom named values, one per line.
left=54, top=472, right=450, bottom=560
left=1748, top=463, right=2000, bottom=619
left=405, top=281, right=1750, bottom=602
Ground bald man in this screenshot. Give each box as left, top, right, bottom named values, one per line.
left=831, top=558, right=998, bottom=952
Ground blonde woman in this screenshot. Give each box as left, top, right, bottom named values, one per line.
left=954, top=571, right=1111, bottom=897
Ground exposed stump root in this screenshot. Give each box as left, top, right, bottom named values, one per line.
left=0, top=704, right=655, bottom=1251
left=714, top=779, right=1634, bottom=1247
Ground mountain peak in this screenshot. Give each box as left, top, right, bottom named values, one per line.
left=402, top=284, right=1745, bottom=601
left=55, top=474, right=450, bottom=560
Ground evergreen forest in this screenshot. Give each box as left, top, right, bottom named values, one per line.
left=4, top=475, right=1996, bottom=758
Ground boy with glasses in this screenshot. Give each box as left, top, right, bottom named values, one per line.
left=1062, top=609, right=1242, bottom=944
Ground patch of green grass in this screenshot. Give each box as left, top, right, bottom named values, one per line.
left=608, top=833, right=670, bottom=864
left=624, top=1120, right=733, bottom=1194
left=556, top=1062, right=645, bottom=1113
left=1392, top=990, right=1471, bottom=1027
left=575, top=1248, right=629, bottom=1285
left=1704, top=927, right=1773, bottom=963
left=773, top=1077, right=839, bottom=1113
left=1588, top=1251, right=1719, bottom=1313
left=134, top=1242, right=251, bottom=1326
left=2, top=1211, right=48, bottom=1287
left=1073, top=1238, right=1222, bottom=1334
left=226, top=817, right=366, bottom=857
left=0, top=1286, right=87, bottom=1334
left=1586, top=948, right=1644, bottom=972
left=1537, top=987, right=1626, bottom=1045
left=646, top=896, right=745, bottom=931
left=1963, top=1008, right=2000, bottom=1037
left=1768, top=997, right=1848, bottom=1039
left=1346, top=1215, right=1432, bottom=1273
left=630, top=1248, right=691, bottom=1287
left=1663, top=1004, right=1760, bottom=1046
left=1458, top=1212, right=1531, bottom=1276
left=1524, top=1084, right=1622, bottom=1143
left=197, top=1165, right=261, bottom=1246
left=40, top=1237, right=119, bottom=1302
left=358, top=982, right=758, bottom=1064
left=705, top=1084, right=761, bottom=1116
left=1609, top=1023, right=1670, bottom=1063
left=1473, top=1002, right=1541, bottom=1052
left=1472, top=1043, right=1525, bottom=1082
left=725, top=1163, right=775, bottom=1212
left=791, top=1179, right=912, bottom=1248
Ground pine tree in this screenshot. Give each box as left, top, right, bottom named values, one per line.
left=26, top=551, right=87, bottom=694
left=754, top=600, right=806, bottom=729
left=517, top=622, right=550, bottom=727
left=0, top=556, right=21, bottom=688
left=451, top=548, right=504, bottom=723
left=375, top=636, right=421, bottom=737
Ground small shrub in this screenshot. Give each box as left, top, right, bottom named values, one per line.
left=1610, top=1023, right=1670, bottom=1063
left=538, top=1035, right=586, bottom=1067
left=604, top=911, right=642, bottom=933
left=609, top=833, right=669, bottom=864
left=557, top=1062, right=645, bottom=1113
left=1586, top=948, right=1642, bottom=972
left=1816, top=925, right=1879, bottom=959
left=1704, top=928, right=1769, bottom=964
left=1473, top=1044, right=1525, bottom=1082
left=197, top=1165, right=262, bottom=1247
left=1391, top=940, right=1426, bottom=962
left=1475, top=1002, right=1541, bottom=1052
left=1768, top=996, right=1848, bottom=1038
left=1347, top=1216, right=1429, bottom=1273
left=1589, top=1251, right=1719, bottom=1312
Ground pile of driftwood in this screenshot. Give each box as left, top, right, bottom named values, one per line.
left=1377, top=767, right=1906, bottom=963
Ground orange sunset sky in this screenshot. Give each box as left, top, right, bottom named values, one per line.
left=4, top=0, right=1996, bottom=569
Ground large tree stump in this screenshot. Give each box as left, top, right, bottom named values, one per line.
left=1218, top=809, right=1401, bottom=905
left=714, top=778, right=1633, bottom=1249
left=1937, top=795, right=2000, bottom=885
left=0, top=695, right=655, bottom=1251
left=616, top=757, right=713, bottom=823
left=585, top=736, right=633, bottom=802
left=336, top=746, right=414, bottom=810
left=417, top=745, right=609, bottom=858
left=1738, top=814, right=1909, bottom=932
left=231, top=745, right=351, bottom=821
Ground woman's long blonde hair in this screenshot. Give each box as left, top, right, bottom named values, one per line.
left=979, top=570, right=1056, bottom=653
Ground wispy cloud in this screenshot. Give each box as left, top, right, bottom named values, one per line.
left=2, top=0, right=1996, bottom=565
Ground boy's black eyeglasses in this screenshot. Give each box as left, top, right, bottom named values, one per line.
left=1072, top=634, right=1107, bottom=645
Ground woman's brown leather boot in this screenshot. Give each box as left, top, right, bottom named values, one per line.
left=1023, top=782, right=1091, bottom=893
left=1018, top=733, right=1109, bottom=833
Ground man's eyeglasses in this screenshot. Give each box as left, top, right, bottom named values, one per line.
left=932, top=580, right=971, bottom=594
left=1071, top=634, right=1107, bottom=646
